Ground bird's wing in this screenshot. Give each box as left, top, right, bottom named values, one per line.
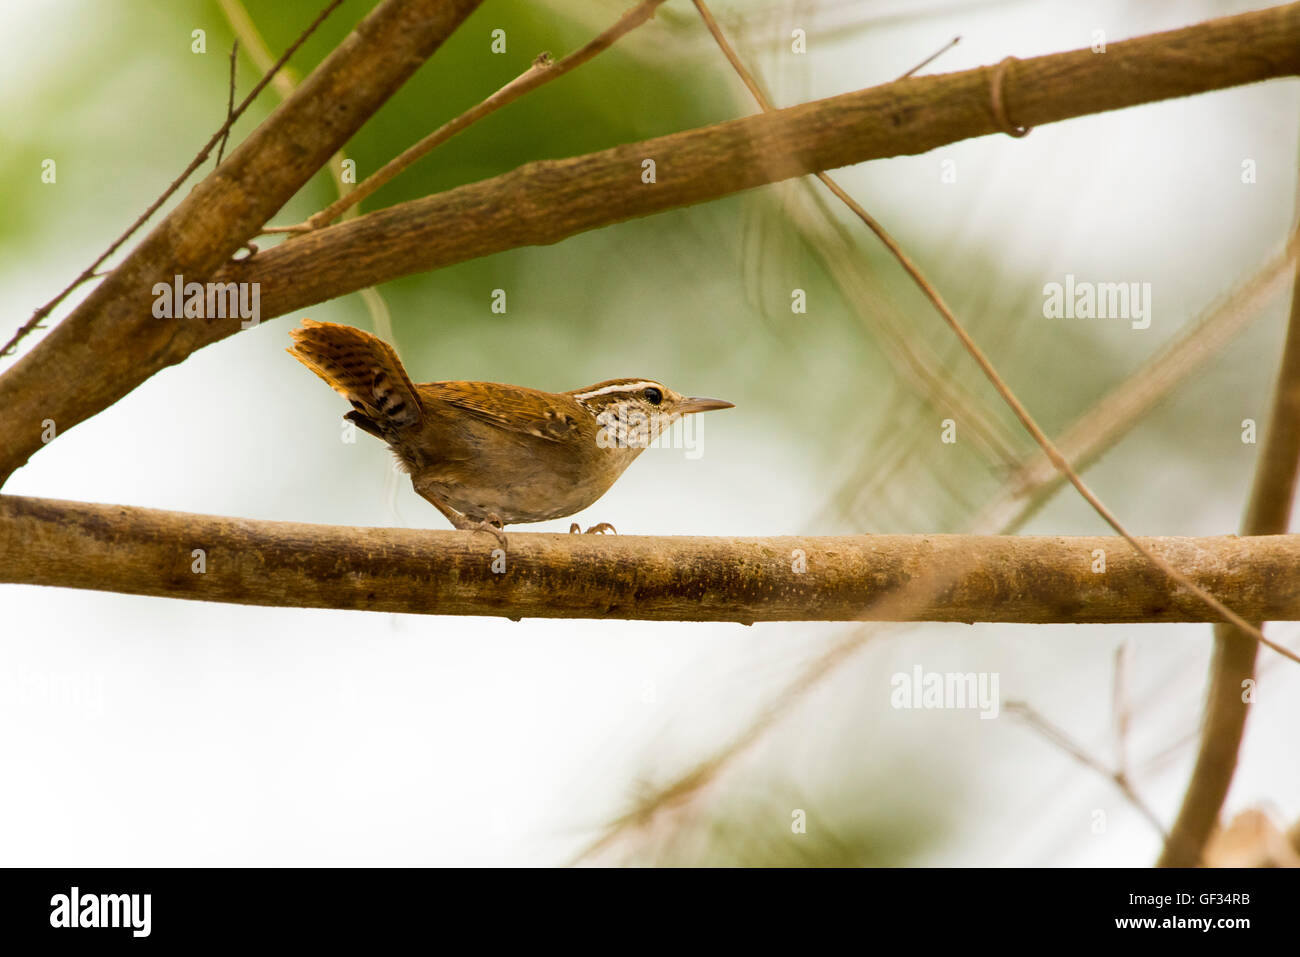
left=420, top=382, right=583, bottom=443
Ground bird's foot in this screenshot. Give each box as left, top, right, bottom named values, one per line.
left=569, top=522, right=617, bottom=535
left=458, top=514, right=507, bottom=548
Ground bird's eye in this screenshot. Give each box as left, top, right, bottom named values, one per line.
left=644, top=387, right=663, bottom=405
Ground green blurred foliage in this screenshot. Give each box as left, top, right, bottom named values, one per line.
left=617, top=766, right=952, bottom=866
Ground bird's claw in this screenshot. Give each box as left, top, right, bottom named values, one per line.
left=569, top=522, right=617, bottom=535
left=464, top=515, right=507, bottom=548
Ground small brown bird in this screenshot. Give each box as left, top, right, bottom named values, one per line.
left=287, top=319, right=733, bottom=543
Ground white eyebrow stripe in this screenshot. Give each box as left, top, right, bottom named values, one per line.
left=570, top=381, right=661, bottom=401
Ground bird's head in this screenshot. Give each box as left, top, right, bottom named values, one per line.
left=568, top=378, right=733, bottom=450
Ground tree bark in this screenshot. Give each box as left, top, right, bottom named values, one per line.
left=5, top=495, right=1300, bottom=624
left=0, top=0, right=483, bottom=484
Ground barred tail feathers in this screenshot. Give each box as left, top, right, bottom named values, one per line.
left=287, top=319, right=423, bottom=431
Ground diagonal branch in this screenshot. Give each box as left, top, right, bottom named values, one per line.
left=696, top=9, right=1027, bottom=472
left=218, top=0, right=402, bottom=355
left=0, top=0, right=484, bottom=484
left=0, top=0, right=344, bottom=362
left=1005, top=701, right=1167, bottom=842
left=978, top=234, right=1300, bottom=535
left=275, top=0, right=673, bottom=233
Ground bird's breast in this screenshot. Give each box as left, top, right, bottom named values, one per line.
left=405, top=418, right=643, bottom=524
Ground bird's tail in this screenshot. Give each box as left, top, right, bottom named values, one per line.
left=287, top=319, right=423, bottom=432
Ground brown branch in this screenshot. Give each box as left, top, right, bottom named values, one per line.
left=273, top=0, right=673, bottom=234
left=1158, top=221, right=1300, bottom=867
left=1, top=3, right=1296, bottom=486
left=202, top=1, right=1300, bottom=331
left=0, top=0, right=484, bottom=484
left=0, top=0, right=345, bottom=362
left=5, top=495, right=1300, bottom=624
left=218, top=0, right=401, bottom=359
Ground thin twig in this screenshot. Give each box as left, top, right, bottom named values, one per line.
left=218, top=0, right=405, bottom=511
left=1005, top=701, right=1168, bottom=841
left=0, top=0, right=343, bottom=361
left=266, top=0, right=672, bottom=235
left=217, top=0, right=301, bottom=99
left=576, top=631, right=873, bottom=864
left=218, top=0, right=395, bottom=335
left=690, top=0, right=1299, bottom=667
left=975, top=232, right=1300, bottom=533
left=898, top=35, right=961, bottom=79
left=782, top=178, right=1028, bottom=470
left=1112, top=642, right=1132, bottom=778
left=216, top=40, right=240, bottom=166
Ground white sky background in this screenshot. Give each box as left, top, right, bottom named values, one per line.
left=1, top=0, right=1298, bottom=866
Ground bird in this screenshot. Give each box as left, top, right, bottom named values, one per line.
left=286, top=319, right=733, bottom=545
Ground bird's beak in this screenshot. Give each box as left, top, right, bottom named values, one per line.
left=677, top=396, right=735, bottom=414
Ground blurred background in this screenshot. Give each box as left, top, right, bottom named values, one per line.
left=1, top=0, right=1298, bottom=865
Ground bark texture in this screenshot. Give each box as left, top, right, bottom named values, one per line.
left=5, top=495, right=1300, bottom=623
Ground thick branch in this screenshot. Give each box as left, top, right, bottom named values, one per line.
left=200, top=2, right=1300, bottom=328
left=5, top=495, right=1300, bottom=624
left=0, top=0, right=482, bottom=483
